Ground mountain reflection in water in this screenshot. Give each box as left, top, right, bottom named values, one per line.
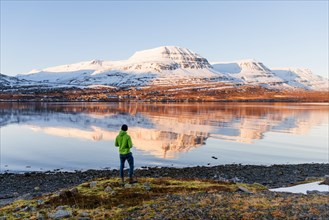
left=0, top=102, right=328, bottom=171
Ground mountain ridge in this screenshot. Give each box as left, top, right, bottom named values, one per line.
left=1, top=46, right=328, bottom=92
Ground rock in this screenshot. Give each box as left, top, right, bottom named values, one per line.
left=216, top=176, right=229, bottom=182
left=90, top=181, right=97, bottom=189
left=104, top=186, right=116, bottom=195
left=237, top=186, right=253, bottom=194
left=56, top=206, right=65, bottom=210
left=20, top=205, right=33, bottom=212
left=78, top=212, right=90, bottom=220
left=34, top=186, right=40, bottom=191
left=59, top=188, right=78, bottom=198
left=211, top=156, right=218, bottom=160
left=58, top=190, right=67, bottom=197
left=150, top=204, right=158, bottom=208
left=124, top=183, right=132, bottom=188
left=307, top=190, right=329, bottom=195
left=104, top=186, right=112, bottom=193
left=79, top=212, right=90, bottom=217
left=48, top=210, right=72, bottom=219
left=36, top=212, right=45, bottom=220
left=37, top=200, right=45, bottom=205
left=69, top=187, right=79, bottom=195
left=13, top=206, right=21, bottom=212
left=305, top=177, right=319, bottom=181
left=319, top=176, right=329, bottom=185
left=143, top=183, right=151, bottom=191
left=13, top=214, right=21, bottom=218
left=230, top=177, right=241, bottom=183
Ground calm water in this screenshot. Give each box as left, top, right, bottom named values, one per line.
left=0, top=102, right=328, bottom=173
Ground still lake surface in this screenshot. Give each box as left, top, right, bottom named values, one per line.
left=0, top=102, right=328, bottom=173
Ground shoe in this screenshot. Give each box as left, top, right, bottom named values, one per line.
left=129, top=178, right=138, bottom=184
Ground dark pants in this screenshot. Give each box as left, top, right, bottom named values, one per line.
left=120, top=152, right=134, bottom=179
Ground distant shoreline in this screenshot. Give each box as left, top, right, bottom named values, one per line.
left=0, top=100, right=329, bottom=103
left=1, top=85, right=328, bottom=102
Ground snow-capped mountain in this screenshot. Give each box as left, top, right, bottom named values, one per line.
left=0, top=73, right=35, bottom=89
left=211, top=60, right=328, bottom=91
left=17, top=46, right=232, bottom=87
left=125, top=46, right=212, bottom=71
left=1, top=73, right=21, bottom=86
left=211, top=60, right=287, bottom=88
left=272, top=68, right=329, bottom=91
left=4, top=46, right=327, bottom=91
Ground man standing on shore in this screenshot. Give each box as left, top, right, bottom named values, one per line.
left=115, top=124, right=137, bottom=184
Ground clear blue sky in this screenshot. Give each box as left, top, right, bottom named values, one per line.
left=1, top=0, right=328, bottom=77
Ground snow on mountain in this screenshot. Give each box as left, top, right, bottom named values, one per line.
left=126, top=46, right=212, bottom=70
left=0, top=73, right=35, bottom=89
left=272, top=68, right=329, bottom=91
left=17, top=46, right=230, bottom=87
left=10, top=46, right=328, bottom=91
left=211, top=59, right=287, bottom=88
left=33, top=59, right=105, bottom=73
left=0, top=73, right=18, bottom=87
left=114, top=46, right=232, bottom=85
left=17, top=60, right=111, bottom=84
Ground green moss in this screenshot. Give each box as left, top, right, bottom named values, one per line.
left=237, top=182, right=268, bottom=192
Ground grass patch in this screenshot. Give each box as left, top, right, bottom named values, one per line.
left=1, top=177, right=327, bottom=219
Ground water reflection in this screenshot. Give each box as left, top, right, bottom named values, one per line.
left=1, top=102, right=328, bottom=160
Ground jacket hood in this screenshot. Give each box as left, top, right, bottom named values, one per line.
left=119, top=130, right=127, bottom=136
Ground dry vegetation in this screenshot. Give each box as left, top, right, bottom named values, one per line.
left=1, top=177, right=328, bottom=219
left=1, top=83, right=328, bottom=102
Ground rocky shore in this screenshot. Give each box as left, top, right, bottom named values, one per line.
left=1, top=163, right=328, bottom=207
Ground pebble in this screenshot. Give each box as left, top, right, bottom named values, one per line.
left=13, top=213, right=21, bottom=218
left=78, top=212, right=90, bottom=220
left=79, top=212, right=90, bottom=217
left=69, top=187, right=79, bottom=195
left=143, top=183, right=151, bottom=191
left=230, top=177, right=241, bottom=183
left=307, top=190, right=329, bottom=195
left=36, top=212, right=45, bottom=220
left=48, top=210, right=72, bottom=219
left=89, top=181, right=97, bottom=189
left=37, top=200, right=45, bottom=205
left=124, top=183, right=132, bottom=188
left=237, top=186, right=253, bottom=194
left=20, top=205, right=34, bottom=212
left=320, top=176, right=329, bottom=185
left=56, top=206, right=65, bottom=210
left=104, top=186, right=112, bottom=192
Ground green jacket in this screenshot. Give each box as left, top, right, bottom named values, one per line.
left=115, top=130, right=133, bottom=155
